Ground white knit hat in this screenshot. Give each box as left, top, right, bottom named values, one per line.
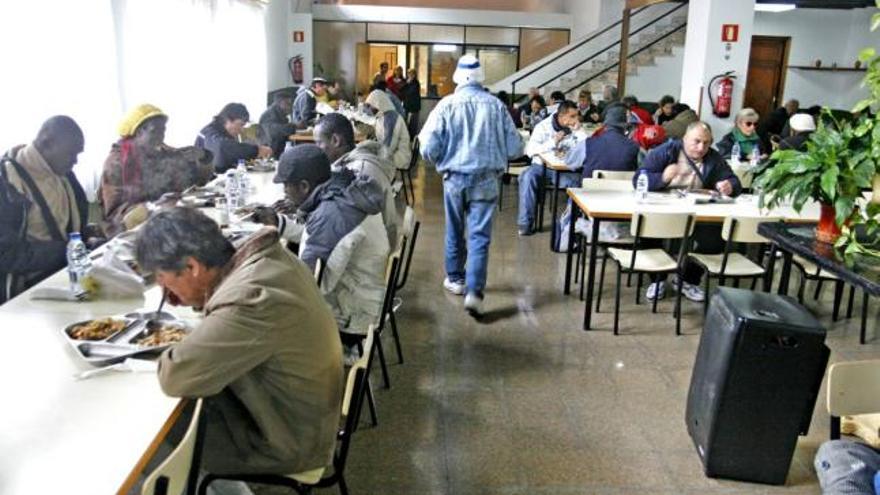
left=452, top=55, right=485, bottom=85
left=789, top=113, right=816, bottom=132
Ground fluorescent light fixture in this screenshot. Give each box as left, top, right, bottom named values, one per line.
left=432, top=44, right=458, bottom=52
left=755, top=3, right=797, bottom=12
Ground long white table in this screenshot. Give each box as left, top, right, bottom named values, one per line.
left=0, top=170, right=283, bottom=494
left=563, top=188, right=823, bottom=331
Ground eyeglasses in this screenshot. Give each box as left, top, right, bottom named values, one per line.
left=743, top=121, right=757, bottom=128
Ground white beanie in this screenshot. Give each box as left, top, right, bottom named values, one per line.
left=789, top=113, right=816, bottom=132
left=452, top=55, right=485, bottom=86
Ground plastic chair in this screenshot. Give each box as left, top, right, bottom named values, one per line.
left=198, top=328, right=376, bottom=495
left=388, top=207, right=420, bottom=365
left=826, top=360, right=880, bottom=440
left=499, top=156, right=529, bottom=210
left=792, top=255, right=854, bottom=325
left=604, top=211, right=695, bottom=335
left=141, top=399, right=204, bottom=495
left=591, top=169, right=636, bottom=181
left=689, top=216, right=779, bottom=315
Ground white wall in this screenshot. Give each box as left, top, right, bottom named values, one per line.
left=312, top=4, right=572, bottom=28
left=314, top=22, right=366, bottom=95
left=564, top=0, right=602, bottom=41
left=626, top=45, right=684, bottom=104
left=753, top=7, right=880, bottom=110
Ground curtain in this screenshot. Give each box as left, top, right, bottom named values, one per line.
left=0, top=0, right=268, bottom=200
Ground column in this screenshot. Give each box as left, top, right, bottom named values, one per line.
left=679, top=0, right=756, bottom=139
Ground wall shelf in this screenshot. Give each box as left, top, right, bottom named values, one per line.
left=788, top=65, right=866, bottom=72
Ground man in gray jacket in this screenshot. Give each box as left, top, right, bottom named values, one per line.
left=135, top=207, right=343, bottom=478
left=292, top=78, right=328, bottom=129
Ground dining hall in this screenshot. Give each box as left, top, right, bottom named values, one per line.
left=3, top=0, right=880, bottom=494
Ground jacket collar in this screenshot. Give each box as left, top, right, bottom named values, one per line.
left=206, top=227, right=280, bottom=303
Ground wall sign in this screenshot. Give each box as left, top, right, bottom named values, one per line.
left=292, top=31, right=304, bottom=43
left=721, top=24, right=739, bottom=42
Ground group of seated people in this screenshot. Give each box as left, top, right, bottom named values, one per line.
left=0, top=96, right=410, bottom=491
left=511, top=88, right=823, bottom=305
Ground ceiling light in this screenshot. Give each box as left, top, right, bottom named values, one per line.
left=755, top=3, right=797, bottom=12
left=432, top=44, right=458, bottom=52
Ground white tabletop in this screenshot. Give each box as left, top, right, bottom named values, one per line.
left=0, top=170, right=284, bottom=494
left=568, top=188, right=822, bottom=223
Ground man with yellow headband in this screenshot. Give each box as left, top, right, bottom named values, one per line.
left=99, top=104, right=214, bottom=236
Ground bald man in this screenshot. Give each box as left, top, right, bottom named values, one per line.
left=0, top=115, right=93, bottom=303
left=634, top=121, right=742, bottom=303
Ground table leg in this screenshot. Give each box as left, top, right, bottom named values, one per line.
left=583, top=218, right=601, bottom=330
left=537, top=164, right=547, bottom=232
left=777, top=250, right=793, bottom=296
left=564, top=201, right=578, bottom=295
left=550, top=172, right=561, bottom=252
left=764, top=244, right=778, bottom=293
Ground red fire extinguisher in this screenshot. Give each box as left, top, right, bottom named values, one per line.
left=707, top=71, right=736, bottom=118
left=288, top=56, right=304, bottom=84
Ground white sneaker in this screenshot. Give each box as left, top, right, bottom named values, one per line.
left=443, top=277, right=466, bottom=296
left=672, top=276, right=706, bottom=302
left=464, top=292, right=484, bottom=317
left=646, top=281, right=667, bottom=301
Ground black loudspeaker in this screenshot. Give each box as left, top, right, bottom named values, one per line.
left=686, top=287, right=829, bottom=485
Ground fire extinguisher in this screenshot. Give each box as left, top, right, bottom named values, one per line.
left=707, top=71, right=736, bottom=118
left=288, top=56, right=304, bottom=84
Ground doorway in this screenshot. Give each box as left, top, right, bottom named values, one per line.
left=743, top=36, right=790, bottom=118
left=356, top=43, right=407, bottom=97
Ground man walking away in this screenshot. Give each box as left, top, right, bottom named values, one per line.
left=418, top=54, right=523, bottom=317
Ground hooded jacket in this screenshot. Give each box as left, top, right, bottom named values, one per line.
left=195, top=122, right=259, bottom=174
left=662, top=109, right=698, bottom=140
left=365, top=90, right=412, bottom=171
left=332, top=141, right=400, bottom=249
left=297, top=169, right=390, bottom=335
left=157, top=228, right=343, bottom=475
left=292, top=86, right=318, bottom=128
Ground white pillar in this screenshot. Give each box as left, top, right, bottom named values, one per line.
left=680, top=0, right=756, bottom=139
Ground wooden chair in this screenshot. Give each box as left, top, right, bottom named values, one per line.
left=604, top=211, right=695, bottom=335
left=142, top=400, right=204, bottom=495
left=198, top=328, right=377, bottom=495
left=688, top=216, right=779, bottom=315
left=826, top=360, right=880, bottom=440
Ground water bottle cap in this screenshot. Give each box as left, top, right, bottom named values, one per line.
left=69, top=231, right=82, bottom=240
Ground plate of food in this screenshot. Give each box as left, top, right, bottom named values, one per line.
left=63, top=315, right=191, bottom=366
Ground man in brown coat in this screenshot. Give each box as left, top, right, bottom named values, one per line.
left=135, top=207, right=343, bottom=476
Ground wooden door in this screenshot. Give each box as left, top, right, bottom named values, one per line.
left=743, top=36, right=790, bottom=118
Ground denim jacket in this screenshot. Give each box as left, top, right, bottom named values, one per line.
left=418, top=83, right=523, bottom=175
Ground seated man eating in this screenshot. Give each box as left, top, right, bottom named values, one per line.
left=134, top=207, right=343, bottom=477
left=635, top=121, right=741, bottom=303
left=252, top=145, right=390, bottom=361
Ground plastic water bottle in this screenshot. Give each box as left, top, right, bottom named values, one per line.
left=731, top=142, right=741, bottom=162
left=66, top=232, right=91, bottom=296
left=749, top=150, right=760, bottom=169
left=636, top=170, right=649, bottom=203
left=225, top=169, right=241, bottom=214
left=236, top=159, right=250, bottom=201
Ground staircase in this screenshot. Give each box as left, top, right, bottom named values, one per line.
left=489, top=2, right=688, bottom=100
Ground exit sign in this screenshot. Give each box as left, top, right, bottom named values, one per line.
left=722, top=24, right=739, bottom=42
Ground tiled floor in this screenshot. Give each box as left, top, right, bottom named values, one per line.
left=258, top=165, right=880, bottom=495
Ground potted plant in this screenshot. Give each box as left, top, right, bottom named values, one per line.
left=755, top=109, right=874, bottom=244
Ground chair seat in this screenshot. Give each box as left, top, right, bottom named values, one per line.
left=690, top=252, right=765, bottom=276
left=793, top=255, right=839, bottom=280
left=287, top=466, right=326, bottom=485
left=506, top=166, right=528, bottom=177
left=607, top=248, right=678, bottom=272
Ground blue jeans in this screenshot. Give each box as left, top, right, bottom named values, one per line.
left=443, top=171, right=499, bottom=295
left=517, top=163, right=581, bottom=228
left=815, top=439, right=880, bottom=494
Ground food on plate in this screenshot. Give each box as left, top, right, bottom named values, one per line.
left=69, top=318, right=128, bottom=340
left=135, top=326, right=187, bottom=347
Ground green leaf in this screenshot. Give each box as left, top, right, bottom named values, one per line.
left=821, top=166, right=839, bottom=200
left=853, top=99, right=873, bottom=114
left=873, top=12, right=880, bottom=31
left=862, top=47, right=878, bottom=62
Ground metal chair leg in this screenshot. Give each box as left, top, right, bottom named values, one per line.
left=651, top=275, right=659, bottom=314
left=847, top=285, right=856, bottom=319
left=579, top=240, right=588, bottom=301
left=675, top=271, right=685, bottom=336
left=814, top=279, right=824, bottom=300
left=596, top=251, right=608, bottom=313
left=375, top=337, right=391, bottom=389
left=635, top=273, right=643, bottom=305
left=861, top=292, right=870, bottom=345
left=390, top=311, right=403, bottom=365
left=614, top=264, right=622, bottom=335
left=365, top=378, right=378, bottom=427
left=703, top=276, right=711, bottom=316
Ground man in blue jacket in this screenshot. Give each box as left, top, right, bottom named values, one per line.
left=419, top=55, right=523, bottom=317
left=635, top=121, right=741, bottom=302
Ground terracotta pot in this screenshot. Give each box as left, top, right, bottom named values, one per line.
left=816, top=203, right=841, bottom=244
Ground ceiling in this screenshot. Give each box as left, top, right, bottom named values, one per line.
left=755, top=0, right=877, bottom=9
